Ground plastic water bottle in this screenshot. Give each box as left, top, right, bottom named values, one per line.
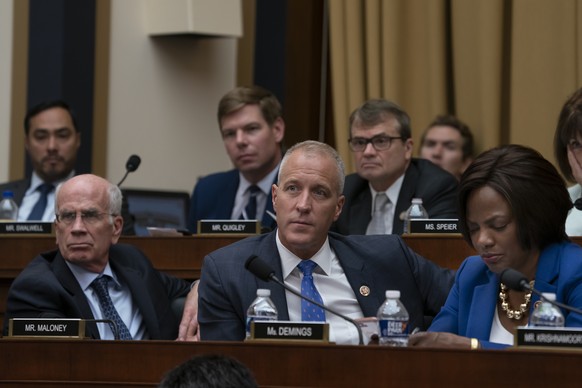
left=377, top=290, right=410, bottom=346
left=246, top=288, right=278, bottom=339
left=530, top=293, right=565, bottom=327
left=403, top=198, right=428, bottom=234
left=0, top=191, right=19, bottom=221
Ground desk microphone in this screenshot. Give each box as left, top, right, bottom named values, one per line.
left=117, top=154, right=141, bottom=186
left=244, top=255, right=364, bottom=345
left=500, top=268, right=582, bottom=316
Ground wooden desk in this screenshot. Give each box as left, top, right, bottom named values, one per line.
left=1, top=234, right=581, bottom=332
left=1, top=339, right=582, bottom=387
left=0, top=235, right=243, bottom=330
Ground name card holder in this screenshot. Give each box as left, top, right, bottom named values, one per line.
left=248, top=321, right=330, bottom=343
left=515, top=326, right=582, bottom=350
left=408, top=219, right=460, bottom=234
left=8, top=318, right=86, bottom=339
left=0, top=221, right=53, bottom=235
left=198, top=220, right=261, bottom=235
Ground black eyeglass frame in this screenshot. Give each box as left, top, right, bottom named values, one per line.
left=347, top=134, right=404, bottom=152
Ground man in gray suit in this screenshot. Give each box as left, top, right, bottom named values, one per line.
left=196, top=140, right=453, bottom=344
left=332, top=99, right=459, bottom=235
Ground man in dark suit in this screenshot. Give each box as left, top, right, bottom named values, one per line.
left=3, top=174, right=192, bottom=339
left=197, top=141, right=454, bottom=344
left=0, top=99, right=134, bottom=235
left=332, top=99, right=458, bottom=235
left=186, top=86, right=285, bottom=233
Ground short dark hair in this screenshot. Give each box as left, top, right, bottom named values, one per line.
left=459, top=144, right=571, bottom=251
left=554, top=87, right=582, bottom=182
left=24, top=99, right=79, bottom=135
left=348, top=99, right=412, bottom=140
left=158, top=354, right=257, bottom=388
left=421, top=115, right=474, bottom=160
left=217, top=86, right=282, bottom=127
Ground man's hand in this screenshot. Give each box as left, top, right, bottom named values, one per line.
left=177, top=281, right=199, bottom=341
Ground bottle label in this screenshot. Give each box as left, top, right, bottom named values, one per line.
left=378, top=319, right=409, bottom=338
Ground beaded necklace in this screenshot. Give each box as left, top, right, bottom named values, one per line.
left=499, top=280, right=535, bottom=320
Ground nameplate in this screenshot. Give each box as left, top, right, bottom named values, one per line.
left=249, top=321, right=330, bottom=343
left=8, top=318, right=86, bottom=339
left=515, top=326, right=582, bottom=349
left=198, top=220, right=260, bottom=235
left=409, top=219, right=459, bottom=234
left=0, top=222, right=53, bottom=235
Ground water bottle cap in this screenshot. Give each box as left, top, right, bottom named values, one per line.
left=2, top=190, right=14, bottom=199
left=257, top=288, right=271, bottom=297
left=411, top=198, right=423, bottom=204
left=541, top=292, right=556, bottom=301
left=385, top=290, right=400, bottom=298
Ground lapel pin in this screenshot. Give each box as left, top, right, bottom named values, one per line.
left=359, top=285, right=370, bottom=296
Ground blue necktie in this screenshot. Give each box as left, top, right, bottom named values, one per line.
left=241, top=185, right=261, bottom=220
left=90, top=275, right=133, bottom=340
left=297, top=260, right=326, bottom=322
left=27, top=183, right=54, bottom=220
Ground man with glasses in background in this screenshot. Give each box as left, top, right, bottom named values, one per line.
left=331, top=99, right=458, bottom=235
left=3, top=174, right=192, bottom=339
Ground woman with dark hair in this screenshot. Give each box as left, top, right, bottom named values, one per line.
left=554, top=87, right=582, bottom=235
left=409, top=144, right=582, bottom=349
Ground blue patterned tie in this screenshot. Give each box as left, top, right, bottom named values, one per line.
left=90, top=275, right=133, bottom=340
left=241, top=185, right=261, bottom=220
left=27, top=183, right=54, bottom=220
left=297, top=260, right=326, bottom=322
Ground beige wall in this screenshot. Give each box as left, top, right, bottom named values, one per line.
left=105, top=0, right=237, bottom=193
left=0, top=0, right=14, bottom=182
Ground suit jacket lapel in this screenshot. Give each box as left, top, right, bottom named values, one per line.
left=217, top=171, right=239, bottom=219
left=393, top=163, right=419, bottom=235
left=51, top=252, right=100, bottom=338
left=349, top=189, right=372, bottom=235
left=253, top=232, right=290, bottom=320
left=466, top=270, right=498, bottom=339
left=260, top=174, right=278, bottom=231
left=329, top=237, right=383, bottom=316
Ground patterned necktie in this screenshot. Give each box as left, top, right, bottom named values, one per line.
left=90, top=275, right=133, bottom=340
left=241, top=185, right=261, bottom=220
left=297, top=260, right=326, bottom=322
left=27, top=183, right=54, bottom=220
left=367, top=193, right=390, bottom=235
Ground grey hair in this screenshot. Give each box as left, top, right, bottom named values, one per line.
left=278, top=140, right=345, bottom=194
left=54, top=178, right=122, bottom=224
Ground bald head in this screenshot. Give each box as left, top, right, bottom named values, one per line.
left=54, top=174, right=124, bottom=273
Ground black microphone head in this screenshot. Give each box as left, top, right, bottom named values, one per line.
left=575, top=198, right=582, bottom=211
left=126, top=155, right=141, bottom=172
left=500, top=268, right=530, bottom=291
left=244, top=255, right=274, bottom=281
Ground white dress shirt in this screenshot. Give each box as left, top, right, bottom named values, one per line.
left=231, top=164, right=279, bottom=222
left=66, top=261, right=147, bottom=340
left=566, top=184, right=582, bottom=236
left=276, top=232, right=364, bottom=345
left=366, top=174, right=404, bottom=234
left=18, top=170, right=74, bottom=221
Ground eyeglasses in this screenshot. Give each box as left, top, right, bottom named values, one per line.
left=55, top=210, right=115, bottom=225
left=348, top=135, right=403, bottom=152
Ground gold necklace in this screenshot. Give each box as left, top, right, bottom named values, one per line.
left=499, top=281, right=535, bottom=320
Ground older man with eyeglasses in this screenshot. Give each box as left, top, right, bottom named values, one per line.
left=331, top=99, right=459, bottom=235
left=3, top=174, right=193, bottom=339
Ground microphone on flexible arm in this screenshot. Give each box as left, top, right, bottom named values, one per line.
left=500, top=268, right=582, bottom=316
left=117, top=155, right=141, bottom=186
left=244, top=255, right=364, bottom=345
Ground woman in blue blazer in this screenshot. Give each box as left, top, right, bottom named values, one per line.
left=409, top=144, right=582, bottom=349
